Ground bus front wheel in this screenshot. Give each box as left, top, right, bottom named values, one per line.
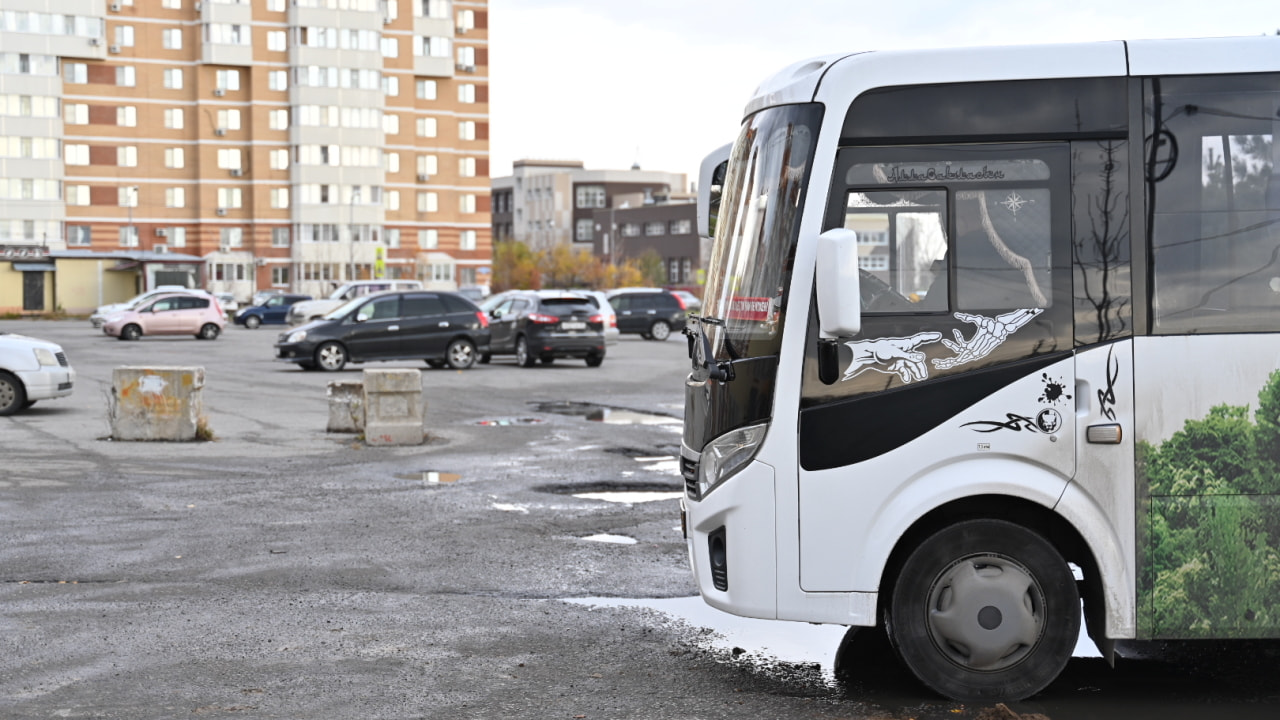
left=887, top=519, right=1078, bottom=702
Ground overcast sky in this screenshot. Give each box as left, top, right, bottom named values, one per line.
left=487, top=0, right=1277, bottom=185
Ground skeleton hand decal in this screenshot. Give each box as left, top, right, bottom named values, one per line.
left=843, top=332, right=943, bottom=384
left=932, top=308, right=1042, bottom=370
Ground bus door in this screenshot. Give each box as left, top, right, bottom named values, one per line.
left=1134, top=73, right=1280, bottom=639
left=797, top=143, right=1077, bottom=592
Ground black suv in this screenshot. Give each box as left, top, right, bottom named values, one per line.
left=274, top=290, right=490, bottom=371
left=607, top=289, right=687, bottom=341
left=482, top=291, right=606, bottom=367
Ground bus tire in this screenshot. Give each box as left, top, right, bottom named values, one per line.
left=886, top=519, right=1078, bottom=702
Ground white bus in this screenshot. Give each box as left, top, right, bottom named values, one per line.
left=681, top=35, right=1280, bottom=701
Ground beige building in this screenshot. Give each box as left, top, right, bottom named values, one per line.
left=0, top=0, right=491, bottom=314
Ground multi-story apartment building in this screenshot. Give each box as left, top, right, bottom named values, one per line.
left=491, top=160, right=685, bottom=253
left=0, top=0, right=490, bottom=313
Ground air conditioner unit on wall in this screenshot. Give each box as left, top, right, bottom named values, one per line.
left=216, top=208, right=228, bottom=216
left=417, top=173, right=429, bottom=182
left=109, top=2, right=121, bottom=11
left=455, top=64, right=474, bottom=73
left=231, top=168, right=243, bottom=177
left=155, top=228, right=168, bottom=237
left=256, top=257, right=266, bottom=267
left=109, top=45, right=121, bottom=54
left=154, top=244, right=168, bottom=253
left=213, top=88, right=225, bottom=97
left=88, top=37, right=101, bottom=46
left=194, top=1, right=202, bottom=10
left=214, top=128, right=226, bottom=136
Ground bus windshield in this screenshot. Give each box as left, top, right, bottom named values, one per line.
left=702, top=103, right=822, bottom=360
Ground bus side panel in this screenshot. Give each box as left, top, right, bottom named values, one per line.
left=1134, top=335, right=1280, bottom=638
left=798, top=356, right=1075, bottom=592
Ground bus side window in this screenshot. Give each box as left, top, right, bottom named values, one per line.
left=844, top=190, right=949, bottom=313
left=954, top=189, right=1052, bottom=311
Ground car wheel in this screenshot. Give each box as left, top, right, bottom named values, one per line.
left=316, top=341, right=348, bottom=372
left=121, top=324, right=142, bottom=341
left=649, top=320, right=672, bottom=341
left=198, top=323, right=221, bottom=340
left=244, top=315, right=262, bottom=329
left=585, top=352, right=604, bottom=367
left=887, top=519, right=1079, bottom=702
left=446, top=338, right=477, bottom=370
left=0, top=371, right=27, bottom=416
left=515, top=336, right=536, bottom=368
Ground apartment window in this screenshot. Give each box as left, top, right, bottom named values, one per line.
left=215, top=69, right=240, bottom=91
left=162, top=28, right=182, bottom=49
left=385, top=152, right=400, bottom=173
left=381, top=37, right=398, bottom=57
left=65, top=144, right=89, bottom=166
left=384, top=190, right=400, bottom=211
left=459, top=120, right=476, bottom=140
left=67, top=226, right=91, bottom=246
left=457, top=83, right=475, bottom=103
left=458, top=157, right=476, bottom=177
left=119, top=225, right=139, bottom=247
left=459, top=230, right=476, bottom=251
left=416, top=117, right=437, bottom=137
left=162, top=0, right=182, bottom=9
left=416, top=79, right=437, bottom=100
left=459, top=194, right=476, bottom=213
left=268, top=70, right=287, bottom=91
left=271, top=188, right=289, bottom=209
left=217, top=187, right=243, bottom=209
left=417, top=154, right=438, bottom=177
left=63, top=103, right=87, bottom=125
left=418, top=229, right=438, bottom=249
left=383, top=113, right=399, bottom=135
left=163, top=68, right=183, bottom=89
left=220, top=227, right=243, bottom=248
left=118, top=186, right=139, bottom=207
left=575, top=218, right=593, bottom=241
left=217, top=148, right=242, bottom=170
left=165, top=187, right=185, bottom=208
left=670, top=218, right=692, bottom=234
left=163, top=108, right=183, bottom=129
left=457, top=46, right=474, bottom=68
left=66, top=186, right=90, bottom=207
left=116, top=66, right=136, bottom=87
left=114, top=106, right=136, bottom=127
left=115, top=25, right=135, bottom=47
left=272, top=227, right=290, bottom=247
left=117, top=146, right=137, bottom=167
left=457, top=9, right=474, bottom=30
left=414, top=36, right=451, bottom=57
left=267, top=31, right=286, bottom=52
left=575, top=185, right=605, bottom=209
left=417, top=192, right=438, bottom=213
left=209, top=24, right=250, bottom=46
left=645, top=221, right=665, bottom=236
left=170, top=227, right=186, bottom=247
left=268, top=109, right=288, bottom=130
left=621, top=223, right=640, bottom=237
left=269, top=149, right=289, bottom=170
left=216, top=109, right=241, bottom=131
left=164, top=147, right=184, bottom=168
left=382, top=76, right=399, bottom=97
left=271, top=266, right=290, bottom=285
left=64, top=63, right=87, bottom=84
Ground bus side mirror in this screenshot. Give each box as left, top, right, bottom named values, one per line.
left=696, top=144, right=732, bottom=238
left=816, top=228, right=861, bottom=338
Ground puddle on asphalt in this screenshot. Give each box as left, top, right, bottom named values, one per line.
left=581, top=534, right=638, bottom=545
left=531, top=401, right=681, bottom=426
left=393, top=471, right=461, bottom=484
left=475, top=417, right=545, bottom=426
left=573, top=491, right=683, bottom=504
left=565, top=596, right=1101, bottom=685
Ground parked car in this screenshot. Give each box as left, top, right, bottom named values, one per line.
left=606, top=288, right=688, bottom=340
left=248, top=289, right=284, bottom=308
left=670, top=289, right=703, bottom=315
left=235, top=293, right=313, bottom=329
left=102, top=293, right=227, bottom=341
left=483, top=290, right=606, bottom=367
left=546, top=289, right=619, bottom=346
left=274, top=290, right=490, bottom=371
left=214, top=293, right=239, bottom=317
left=89, top=285, right=198, bottom=328
left=0, top=331, right=75, bottom=415
left=287, top=280, right=424, bottom=325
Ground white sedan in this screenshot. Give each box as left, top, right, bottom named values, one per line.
left=0, top=331, right=75, bottom=415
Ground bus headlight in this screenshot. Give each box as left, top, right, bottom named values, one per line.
left=697, top=422, right=768, bottom=498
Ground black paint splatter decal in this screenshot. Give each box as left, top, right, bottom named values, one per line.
left=1039, top=373, right=1072, bottom=405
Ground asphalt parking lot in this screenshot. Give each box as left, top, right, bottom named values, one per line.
left=5, top=319, right=1280, bottom=720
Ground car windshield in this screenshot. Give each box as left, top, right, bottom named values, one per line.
left=701, top=102, right=822, bottom=360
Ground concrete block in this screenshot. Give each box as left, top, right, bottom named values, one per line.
left=326, top=380, right=365, bottom=433
left=109, top=366, right=206, bottom=441
left=362, top=368, right=423, bottom=446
